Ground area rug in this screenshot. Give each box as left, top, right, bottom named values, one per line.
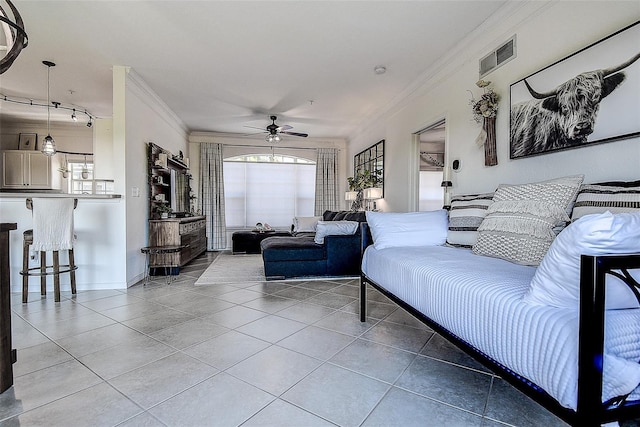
left=195, top=253, right=265, bottom=285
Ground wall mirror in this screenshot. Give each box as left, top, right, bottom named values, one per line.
left=354, top=139, right=384, bottom=196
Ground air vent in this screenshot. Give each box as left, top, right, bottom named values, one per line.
left=479, top=35, right=516, bottom=78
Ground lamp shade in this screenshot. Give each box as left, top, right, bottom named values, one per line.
left=345, top=191, right=358, bottom=201
left=41, top=135, right=56, bottom=156
left=363, top=187, right=383, bottom=200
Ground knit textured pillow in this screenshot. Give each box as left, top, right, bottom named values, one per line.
left=472, top=175, right=583, bottom=266
left=446, top=193, right=494, bottom=247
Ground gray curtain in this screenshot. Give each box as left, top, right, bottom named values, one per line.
left=199, top=143, right=226, bottom=250
left=314, top=148, right=340, bottom=215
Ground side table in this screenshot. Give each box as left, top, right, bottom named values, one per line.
left=141, top=245, right=185, bottom=285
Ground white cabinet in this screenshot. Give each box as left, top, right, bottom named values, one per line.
left=1, top=150, right=60, bottom=189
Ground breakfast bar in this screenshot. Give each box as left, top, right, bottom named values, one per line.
left=0, top=192, right=125, bottom=293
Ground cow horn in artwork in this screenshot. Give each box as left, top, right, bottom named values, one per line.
left=601, top=52, right=640, bottom=77
left=523, top=79, right=556, bottom=100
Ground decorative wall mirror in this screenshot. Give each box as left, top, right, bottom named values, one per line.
left=354, top=139, right=384, bottom=196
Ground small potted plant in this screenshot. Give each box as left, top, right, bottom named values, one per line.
left=155, top=203, right=172, bottom=219
left=58, top=166, right=70, bottom=178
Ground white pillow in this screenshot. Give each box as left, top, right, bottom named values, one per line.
left=293, top=216, right=321, bottom=233
left=365, top=210, right=448, bottom=250
left=523, top=211, right=640, bottom=310
left=314, top=221, right=359, bottom=244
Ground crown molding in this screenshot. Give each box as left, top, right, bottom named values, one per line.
left=125, top=68, right=189, bottom=136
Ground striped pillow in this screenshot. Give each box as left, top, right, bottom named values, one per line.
left=571, top=181, right=640, bottom=221
left=446, top=193, right=494, bottom=247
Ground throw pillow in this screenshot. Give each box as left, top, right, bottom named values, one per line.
left=571, top=181, right=640, bottom=221
left=523, top=211, right=640, bottom=310
left=293, top=216, right=321, bottom=233
left=446, top=193, right=494, bottom=247
left=472, top=175, right=584, bottom=266
left=313, top=220, right=359, bottom=244
left=365, top=210, right=448, bottom=250
left=473, top=200, right=570, bottom=265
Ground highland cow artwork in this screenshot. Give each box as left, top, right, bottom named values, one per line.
left=510, top=22, right=640, bottom=159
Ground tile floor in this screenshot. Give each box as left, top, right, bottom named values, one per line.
left=2, top=252, right=570, bottom=427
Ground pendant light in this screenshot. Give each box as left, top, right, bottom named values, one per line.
left=41, top=60, right=56, bottom=156
left=81, top=155, right=89, bottom=179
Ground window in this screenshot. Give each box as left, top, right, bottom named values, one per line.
left=68, top=162, right=94, bottom=194
left=224, top=154, right=316, bottom=228
left=67, top=162, right=115, bottom=195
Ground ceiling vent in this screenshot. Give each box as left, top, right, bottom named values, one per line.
left=479, top=35, right=516, bottom=78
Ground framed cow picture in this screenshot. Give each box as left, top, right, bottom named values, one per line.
left=509, top=21, right=640, bottom=159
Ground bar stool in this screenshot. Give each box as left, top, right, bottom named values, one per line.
left=20, top=198, right=78, bottom=303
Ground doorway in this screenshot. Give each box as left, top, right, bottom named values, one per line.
left=415, top=119, right=446, bottom=211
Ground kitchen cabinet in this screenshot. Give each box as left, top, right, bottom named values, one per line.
left=1, top=150, right=60, bottom=190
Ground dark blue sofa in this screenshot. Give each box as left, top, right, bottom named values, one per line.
left=260, top=210, right=367, bottom=280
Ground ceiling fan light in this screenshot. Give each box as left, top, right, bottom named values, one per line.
left=41, top=134, right=56, bottom=156
left=273, top=134, right=281, bottom=143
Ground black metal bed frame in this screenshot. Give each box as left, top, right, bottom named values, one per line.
left=359, top=252, right=640, bottom=426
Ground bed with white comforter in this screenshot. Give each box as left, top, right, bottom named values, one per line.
left=362, top=244, right=640, bottom=410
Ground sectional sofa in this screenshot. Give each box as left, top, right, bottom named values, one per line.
left=260, top=210, right=367, bottom=280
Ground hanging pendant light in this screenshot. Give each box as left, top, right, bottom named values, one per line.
left=81, top=155, right=89, bottom=179
left=41, top=60, right=56, bottom=156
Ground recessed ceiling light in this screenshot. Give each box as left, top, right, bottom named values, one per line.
left=374, top=66, right=387, bottom=75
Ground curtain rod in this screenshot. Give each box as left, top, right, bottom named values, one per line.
left=216, top=143, right=339, bottom=151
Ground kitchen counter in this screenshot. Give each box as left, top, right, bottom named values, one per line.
left=0, top=195, right=126, bottom=292
left=0, top=191, right=121, bottom=199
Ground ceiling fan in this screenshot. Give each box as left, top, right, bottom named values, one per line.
left=246, top=115, right=308, bottom=143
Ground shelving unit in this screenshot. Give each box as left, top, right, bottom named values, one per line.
left=147, top=142, right=191, bottom=219
left=146, top=142, right=206, bottom=273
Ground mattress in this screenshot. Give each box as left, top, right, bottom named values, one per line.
left=362, top=245, right=640, bottom=410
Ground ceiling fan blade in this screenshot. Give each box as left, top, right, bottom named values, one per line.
left=243, top=125, right=267, bottom=132
left=281, top=131, right=308, bottom=138
left=277, top=125, right=293, bottom=131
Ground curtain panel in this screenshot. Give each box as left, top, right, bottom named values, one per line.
left=314, top=148, right=340, bottom=215
left=199, top=143, right=227, bottom=250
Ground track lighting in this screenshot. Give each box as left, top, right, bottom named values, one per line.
left=41, top=60, right=56, bottom=156
left=0, top=95, right=96, bottom=124
left=86, top=117, right=93, bottom=128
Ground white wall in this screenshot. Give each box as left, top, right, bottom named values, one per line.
left=348, top=1, right=640, bottom=212
left=115, top=67, right=189, bottom=286
left=0, top=120, right=93, bottom=153
left=93, top=118, right=114, bottom=180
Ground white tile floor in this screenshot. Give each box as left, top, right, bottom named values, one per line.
left=2, top=252, right=570, bottom=427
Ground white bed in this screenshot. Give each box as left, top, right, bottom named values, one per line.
left=362, top=244, right=640, bottom=410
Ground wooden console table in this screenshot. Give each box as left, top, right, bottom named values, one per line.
left=148, top=216, right=206, bottom=269
left=1, top=223, right=17, bottom=393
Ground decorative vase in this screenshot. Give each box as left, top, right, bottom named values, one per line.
left=483, top=117, right=498, bottom=167
left=160, top=213, right=169, bottom=219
